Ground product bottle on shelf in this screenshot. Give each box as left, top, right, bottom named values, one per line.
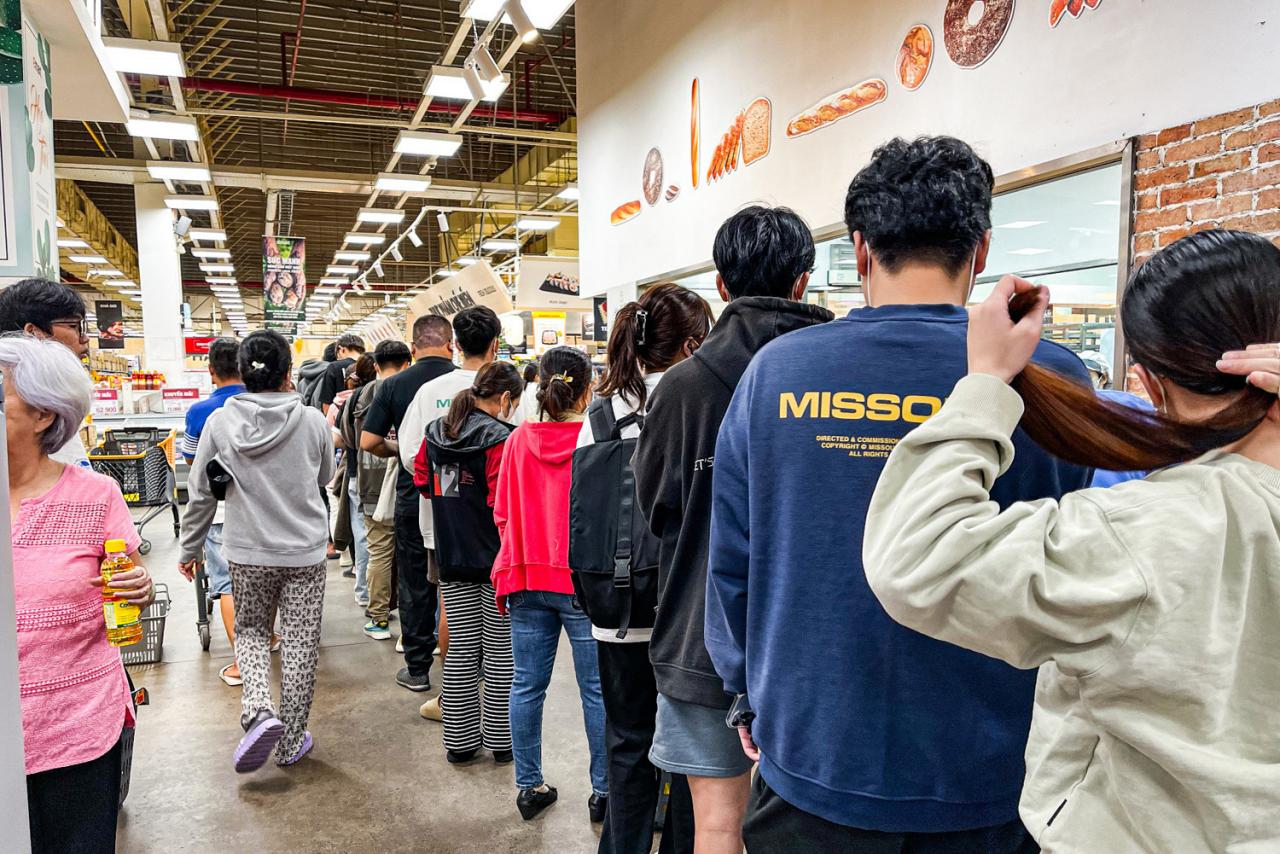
left=101, top=539, right=143, bottom=647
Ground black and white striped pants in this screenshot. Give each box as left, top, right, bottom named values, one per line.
left=439, top=581, right=513, bottom=752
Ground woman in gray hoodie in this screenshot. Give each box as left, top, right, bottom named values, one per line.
left=179, top=330, right=335, bottom=773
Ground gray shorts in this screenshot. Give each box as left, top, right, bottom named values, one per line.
left=649, top=693, right=754, bottom=779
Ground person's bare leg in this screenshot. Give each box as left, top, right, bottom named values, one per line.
left=438, top=594, right=450, bottom=660
left=688, top=772, right=751, bottom=854
left=219, top=595, right=239, bottom=679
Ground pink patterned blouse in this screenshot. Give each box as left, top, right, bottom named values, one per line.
left=15, top=464, right=140, bottom=775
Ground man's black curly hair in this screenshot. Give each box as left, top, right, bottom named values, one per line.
left=844, top=136, right=995, bottom=277
left=452, top=305, right=502, bottom=358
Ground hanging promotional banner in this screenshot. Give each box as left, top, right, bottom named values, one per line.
left=532, top=311, right=566, bottom=356
left=407, top=259, right=513, bottom=326
left=262, top=234, right=306, bottom=322
left=95, top=300, right=124, bottom=349
left=592, top=296, right=608, bottom=342
left=515, top=256, right=590, bottom=311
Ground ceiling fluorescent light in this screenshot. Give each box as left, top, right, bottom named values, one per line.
left=557, top=184, right=580, bottom=200
left=327, top=265, right=360, bottom=275
left=125, top=114, right=199, bottom=142
left=503, top=0, right=540, bottom=42
left=188, top=228, right=226, bottom=241
left=356, top=207, right=406, bottom=224
left=318, top=277, right=348, bottom=286
left=119, top=289, right=143, bottom=296
left=146, top=160, right=210, bottom=182
left=110, top=280, right=136, bottom=288
left=68, top=254, right=109, bottom=264
left=89, top=268, right=123, bottom=278
left=516, top=217, right=558, bottom=231
left=436, top=268, right=456, bottom=278
left=57, top=238, right=89, bottom=248
left=426, top=65, right=482, bottom=102
left=192, top=248, right=231, bottom=259
left=464, top=0, right=570, bottom=30
left=482, top=238, right=520, bottom=252
left=199, top=263, right=235, bottom=273
left=994, top=220, right=1046, bottom=230
left=394, top=131, right=464, bottom=158
left=334, top=250, right=371, bottom=262
left=345, top=232, right=387, bottom=245
left=374, top=174, right=431, bottom=194
left=103, top=38, right=187, bottom=77
left=455, top=257, right=479, bottom=266
left=165, top=194, right=218, bottom=211
left=206, top=276, right=236, bottom=284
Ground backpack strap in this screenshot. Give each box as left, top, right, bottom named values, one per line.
left=588, top=397, right=618, bottom=443
left=613, top=452, right=635, bottom=639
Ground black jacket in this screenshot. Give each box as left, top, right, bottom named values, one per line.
left=420, top=410, right=513, bottom=584
left=633, top=296, right=834, bottom=708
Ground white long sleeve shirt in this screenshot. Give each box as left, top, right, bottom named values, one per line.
left=864, top=373, right=1280, bottom=853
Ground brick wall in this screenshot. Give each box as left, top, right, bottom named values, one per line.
left=1131, top=98, right=1280, bottom=264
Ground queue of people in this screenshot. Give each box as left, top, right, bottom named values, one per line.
left=5, top=129, right=1280, bottom=853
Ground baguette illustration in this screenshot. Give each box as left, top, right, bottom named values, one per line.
left=691, top=78, right=700, bottom=189
left=785, top=78, right=887, bottom=138
left=610, top=200, right=642, bottom=226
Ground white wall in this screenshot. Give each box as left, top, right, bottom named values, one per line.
left=577, top=0, right=1280, bottom=296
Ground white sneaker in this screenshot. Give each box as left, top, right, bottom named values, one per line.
left=355, top=594, right=370, bottom=608
left=395, top=635, right=404, bottom=653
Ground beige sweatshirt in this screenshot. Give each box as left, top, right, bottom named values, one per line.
left=863, top=373, right=1280, bottom=853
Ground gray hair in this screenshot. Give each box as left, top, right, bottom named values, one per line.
left=0, top=334, right=91, bottom=455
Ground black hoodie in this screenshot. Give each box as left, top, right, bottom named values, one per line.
left=634, top=296, right=834, bottom=708
left=419, top=411, right=513, bottom=584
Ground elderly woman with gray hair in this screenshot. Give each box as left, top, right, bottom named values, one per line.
left=4, top=335, right=153, bottom=854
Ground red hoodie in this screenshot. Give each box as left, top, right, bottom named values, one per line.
left=491, top=419, right=583, bottom=611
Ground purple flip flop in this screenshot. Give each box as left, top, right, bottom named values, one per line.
left=234, top=714, right=286, bottom=773
left=277, top=731, right=314, bottom=767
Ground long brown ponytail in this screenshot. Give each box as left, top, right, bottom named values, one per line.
left=443, top=361, right=524, bottom=438
left=1009, top=229, right=1278, bottom=472
left=598, top=283, right=714, bottom=408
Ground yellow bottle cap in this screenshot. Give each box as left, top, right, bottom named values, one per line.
left=104, top=539, right=127, bottom=553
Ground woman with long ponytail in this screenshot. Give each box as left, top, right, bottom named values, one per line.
left=576, top=283, right=711, bottom=851
left=413, top=362, right=523, bottom=766
left=863, top=228, right=1280, bottom=850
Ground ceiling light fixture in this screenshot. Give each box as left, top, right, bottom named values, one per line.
left=356, top=207, right=406, bottom=224
left=462, top=0, right=572, bottom=29
left=199, top=263, right=235, bottom=273
left=455, top=257, right=479, bottom=266
left=125, top=114, right=199, bottom=142
left=557, top=184, right=579, bottom=201
left=406, top=226, right=423, bottom=248
left=327, top=265, right=360, bottom=275
left=89, top=268, right=123, bottom=278
left=390, top=244, right=404, bottom=262
left=371, top=261, right=385, bottom=278
left=426, top=65, right=484, bottom=102
left=102, top=38, right=187, bottom=77
left=165, top=195, right=219, bottom=211
left=57, top=238, right=89, bottom=249
left=482, top=238, right=521, bottom=252
left=68, top=254, right=109, bottom=264
left=188, top=227, right=226, bottom=241
left=111, top=280, right=137, bottom=288
left=436, top=268, right=456, bottom=278
left=146, top=161, right=210, bottom=182
left=318, top=277, right=348, bottom=286
left=436, top=211, right=450, bottom=232
left=515, top=217, right=558, bottom=231
left=394, top=131, right=464, bottom=158
left=334, top=250, right=371, bottom=262
left=503, top=0, right=540, bottom=42
left=374, top=174, right=432, bottom=194
left=468, top=43, right=503, bottom=83
left=119, top=289, right=143, bottom=296
left=206, top=277, right=236, bottom=284
left=192, top=248, right=232, bottom=259
left=344, top=232, right=387, bottom=246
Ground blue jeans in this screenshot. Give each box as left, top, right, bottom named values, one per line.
left=507, top=590, right=608, bottom=796
left=347, top=474, right=369, bottom=602
left=204, top=523, right=232, bottom=597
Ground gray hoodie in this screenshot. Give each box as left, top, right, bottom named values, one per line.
left=180, top=391, right=335, bottom=567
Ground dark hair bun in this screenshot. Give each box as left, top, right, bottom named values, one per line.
left=238, top=330, right=293, bottom=393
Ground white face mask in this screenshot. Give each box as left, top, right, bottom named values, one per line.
left=964, top=250, right=978, bottom=305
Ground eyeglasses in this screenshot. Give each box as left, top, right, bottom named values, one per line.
left=50, top=318, right=90, bottom=338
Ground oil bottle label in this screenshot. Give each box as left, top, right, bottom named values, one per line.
left=103, top=600, right=140, bottom=629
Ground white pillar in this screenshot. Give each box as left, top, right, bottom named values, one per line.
left=134, top=183, right=186, bottom=382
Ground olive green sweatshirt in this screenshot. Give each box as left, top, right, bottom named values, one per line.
left=864, top=373, right=1280, bottom=853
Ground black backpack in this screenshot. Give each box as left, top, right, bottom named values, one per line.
left=568, top=396, right=661, bottom=639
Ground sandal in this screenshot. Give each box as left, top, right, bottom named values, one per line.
left=219, top=663, right=243, bottom=687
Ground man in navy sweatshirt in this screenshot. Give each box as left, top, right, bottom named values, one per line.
left=705, top=136, right=1092, bottom=851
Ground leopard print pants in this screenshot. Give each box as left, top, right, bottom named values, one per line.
left=230, top=561, right=326, bottom=762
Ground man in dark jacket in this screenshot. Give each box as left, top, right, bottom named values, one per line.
left=633, top=205, right=833, bottom=851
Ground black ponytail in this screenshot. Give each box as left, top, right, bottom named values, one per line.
left=239, top=330, right=292, bottom=393
left=537, top=346, right=592, bottom=422
left=443, top=361, right=524, bottom=438
left=598, top=283, right=714, bottom=408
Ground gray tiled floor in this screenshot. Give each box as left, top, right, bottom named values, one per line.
left=117, top=523, right=603, bottom=853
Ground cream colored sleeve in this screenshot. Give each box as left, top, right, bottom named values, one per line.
left=863, top=373, right=1148, bottom=677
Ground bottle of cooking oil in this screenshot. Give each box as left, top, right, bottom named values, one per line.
left=101, top=539, right=143, bottom=647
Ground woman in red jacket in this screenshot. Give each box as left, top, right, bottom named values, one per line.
left=415, top=362, right=524, bottom=766
left=492, top=346, right=607, bottom=823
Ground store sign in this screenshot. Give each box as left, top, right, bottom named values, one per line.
left=515, top=256, right=590, bottom=311
left=532, top=311, right=566, bottom=356
left=263, top=235, right=306, bottom=323
left=184, top=336, right=216, bottom=355
left=95, top=300, right=124, bottom=349
left=161, top=388, right=199, bottom=413
left=91, top=388, right=121, bottom=416
left=407, top=260, right=513, bottom=325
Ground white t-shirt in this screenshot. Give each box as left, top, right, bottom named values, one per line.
left=50, top=432, right=90, bottom=468
left=575, top=371, right=664, bottom=643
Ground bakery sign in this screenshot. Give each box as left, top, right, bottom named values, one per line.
left=408, top=258, right=514, bottom=325
left=515, top=256, right=590, bottom=311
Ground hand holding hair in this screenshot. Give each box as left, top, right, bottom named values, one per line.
left=966, top=275, right=1050, bottom=384
left=1218, top=343, right=1280, bottom=395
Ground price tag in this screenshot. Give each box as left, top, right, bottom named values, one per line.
left=92, top=389, right=122, bottom=416
left=162, top=388, right=200, bottom=413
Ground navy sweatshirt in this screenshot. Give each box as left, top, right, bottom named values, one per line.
left=705, top=304, right=1092, bottom=832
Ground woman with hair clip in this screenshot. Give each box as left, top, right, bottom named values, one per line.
left=577, top=283, right=711, bottom=854
left=413, top=362, right=524, bottom=766
left=179, top=330, right=334, bottom=773
left=492, top=345, right=609, bottom=822
left=863, top=228, right=1280, bottom=852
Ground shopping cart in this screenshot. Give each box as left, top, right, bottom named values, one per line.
left=89, top=429, right=181, bottom=555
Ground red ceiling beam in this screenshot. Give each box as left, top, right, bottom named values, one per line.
left=182, top=77, right=566, bottom=125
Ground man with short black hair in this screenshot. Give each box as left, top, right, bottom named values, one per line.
left=320, top=333, right=366, bottom=415
left=180, top=338, right=246, bottom=685
left=361, top=315, right=455, bottom=692
left=0, top=278, right=92, bottom=466
left=706, top=137, right=1091, bottom=851
left=633, top=206, right=834, bottom=853
left=398, top=305, right=509, bottom=719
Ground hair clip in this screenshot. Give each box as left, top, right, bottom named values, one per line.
left=251, top=361, right=265, bottom=370
left=635, top=308, right=649, bottom=346
left=551, top=373, right=574, bottom=385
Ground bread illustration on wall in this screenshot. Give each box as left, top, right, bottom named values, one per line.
left=896, top=25, right=934, bottom=90
left=610, top=200, right=642, bottom=226
left=707, top=97, right=771, bottom=182
left=642, top=147, right=665, bottom=206
left=943, top=0, right=1014, bottom=68
left=785, top=79, right=886, bottom=138
left=691, top=78, right=700, bottom=190
left=665, top=185, right=680, bottom=202
left=1050, top=0, right=1100, bottom=27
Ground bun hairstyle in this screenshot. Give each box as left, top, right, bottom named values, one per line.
left=443, top=361, right=525, bottom=438
left=522, top=362, right=539, bottom=386
left=598, top=282, right=713, bottom=409
left=347, top=353, right=376, bottom=386
left=239, top=330, right=293, bottom=393
left=1013, top=229, right=1279, bottom=471
left=537, top=346, right=593, bottom=422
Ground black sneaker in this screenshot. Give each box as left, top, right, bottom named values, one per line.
left=493, top=749, right=513, bottom=765
left=446, top=748, right=478, bottom=764
left=517, top=785, right=558, bottom=821
left=395, top=667, right=431, bottom=692
left=588, top=793, right=607, bottom=824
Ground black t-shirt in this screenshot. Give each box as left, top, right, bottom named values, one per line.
left=362, top=356, right=456, bottom=504
left=319, top=357, right=355, bottom=408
